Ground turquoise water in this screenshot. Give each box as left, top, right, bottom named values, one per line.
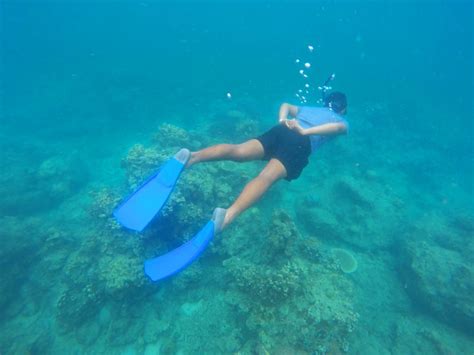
left=1, top=1, right=473, bottom=354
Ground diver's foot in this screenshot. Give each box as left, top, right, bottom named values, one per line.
left=185, top=151, right=198, bottom=168
left=175, top=148, right=191, bottom=166
left=212, top=207, right=227, bottom=234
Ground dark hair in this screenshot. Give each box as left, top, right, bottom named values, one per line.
left=324, top=91, right=347, bottom=114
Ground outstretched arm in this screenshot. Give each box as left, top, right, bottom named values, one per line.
left=278, top=103, right=299, bottom=123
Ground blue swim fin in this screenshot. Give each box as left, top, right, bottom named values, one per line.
left=113, top=149, right=190, bottom=232
left=144, top=221, right=215, bottom=281
left=144, top=208, right=226, bottom=281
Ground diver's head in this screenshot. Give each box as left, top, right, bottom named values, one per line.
left=324, top=91, right=347, bottom=114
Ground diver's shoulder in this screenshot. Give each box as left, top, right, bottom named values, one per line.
left=297, top=105, right=327, bottom=112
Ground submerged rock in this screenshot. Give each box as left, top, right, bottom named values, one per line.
left=56, top=284, right=103, bottom=329
left=297, top=174, right=404, bottom=251
left=1, top=154, right=88, bottom=216
left=37, top=154, right=89, bottom=199
left=400, top=241, right=474, bottom=334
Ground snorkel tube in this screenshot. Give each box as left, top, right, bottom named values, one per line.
left=319, top=73, right=336, bottom=102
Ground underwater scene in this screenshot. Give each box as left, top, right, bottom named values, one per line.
left=1, top=1, right=473, bottom=354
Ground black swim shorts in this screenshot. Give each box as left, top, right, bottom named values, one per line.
left=255, top=124, right=311, bottom=181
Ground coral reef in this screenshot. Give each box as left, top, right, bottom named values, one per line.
left=207, top=109, right=261, bottom=141
left=117, top=123, right=255, bottom=241
left=222, top=253, right=358, bottom=353
left=57, top=284, right=104, bottom=329
left=264, top=210, right=299, bottom=260
left=220, top=209, right=358, bottom=353
left=331, top=248, right=358, bottom=273
left=161, top=293, right=245, bottom=354
left=171, top=262, right=204, bottom=291
left=2, top=14, right=473, bottom=352
left=121, top=144, right=168, bottom=189
left=56, top=225, right=147, bottom=335
left=152, top=123, right=191, bottom=148
left=98, top=255, right=146, bottom=298
left=298, top=235, right=323, bottom=261
left=224, top=257, right=302, bottom=305
left=89, top=188, right=122, bottom=230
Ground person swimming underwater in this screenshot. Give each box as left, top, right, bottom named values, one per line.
left=113, top=90, right=349, bottom=280
left=186, top=91, right=349, bottom=232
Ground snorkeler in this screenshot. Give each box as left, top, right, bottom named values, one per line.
left=187, top=91, right=348, bottom=232
left=114, top=92, right=348, bottom=281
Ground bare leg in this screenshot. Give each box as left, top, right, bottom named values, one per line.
left=187, top=139, right=264, bottom=167
left=222, top=159, right=287, bottom=230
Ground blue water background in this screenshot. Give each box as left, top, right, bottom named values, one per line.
left=1, top=1, right=473, bottom=354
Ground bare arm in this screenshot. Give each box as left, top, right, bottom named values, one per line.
left=301, top=122, right=347, bottom=136
left=278, top=103, right=299, bottom=123
left=286, top=120, right=347, bottom=136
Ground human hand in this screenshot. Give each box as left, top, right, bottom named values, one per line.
left=285, top=119, right=306, bottom=135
